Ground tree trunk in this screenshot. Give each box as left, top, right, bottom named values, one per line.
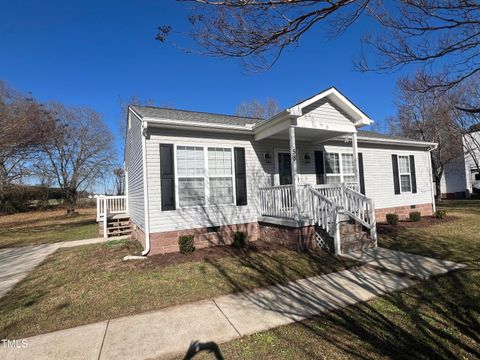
left=64, top=187, right=78, bottom=216
left=434, top=173, right=443, bottom=203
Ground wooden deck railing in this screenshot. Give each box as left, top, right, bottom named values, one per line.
left=95, top=195, right=127, bottom=222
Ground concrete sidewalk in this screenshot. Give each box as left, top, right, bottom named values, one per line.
left=1, top=266, right=418, bottom=360
left=0, top=248, right=465, bottom=360
left=342, top=247, right=466, bottom=279
left=0, top=237, right=129, bottom=300
left=0, top=244, right=61, bottom=299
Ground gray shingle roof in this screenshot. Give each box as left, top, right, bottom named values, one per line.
left=131, top=105, right=261, bottom=126
left=130, top=105, right=430, bottom=144
left=357, top=130, right=423, bottom=143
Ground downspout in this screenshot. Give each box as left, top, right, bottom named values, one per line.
left=427, top=144, right=438, bottom=214
left=141, top=120, right=151, bottom=256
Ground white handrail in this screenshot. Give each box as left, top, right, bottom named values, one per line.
left=95, top=195, right=127, bottom=221
left=302, top=185, right=342, bottom=254
left=259, top=185, right=295, bottom=219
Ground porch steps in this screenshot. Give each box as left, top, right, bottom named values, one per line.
left=106, top=215, right=132, bottom=238
left=340, top=221, right=375, bottom=254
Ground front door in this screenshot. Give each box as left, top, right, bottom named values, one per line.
left=278, top=152, right=292, bottom=185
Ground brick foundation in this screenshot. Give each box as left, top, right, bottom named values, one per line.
left=129, top=202, right=434, bottom=254
left=136, top=222, right=259, bottom=255
left=375, top=203, right=434, bottom=222
left=258, top=222, right=316, bottom=250
left=130, top=223, right=146, bottom=249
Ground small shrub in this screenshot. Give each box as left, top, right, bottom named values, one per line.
left=386, top=213, right=399, bottom=225
left=435, top=209, right=447, bottom=220
left=233, top=231, right=247, bottom=249
left=178, top=235, right=195, bottom=254
left=409, top=211, right=421, bottom=222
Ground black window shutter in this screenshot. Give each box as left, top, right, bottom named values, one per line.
left=409, top=155, right=417, bottom=193
left=234, top=147, right=247, bottom=205
left=358, top=153, right=366, bottom=195
left=314, top=151, right=325, bottom=184
left=392, top=154, right=401, bottom=195
left=160, top=144, right=175, bottom=210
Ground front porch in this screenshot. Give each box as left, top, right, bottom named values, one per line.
left=254, top=99, right=377, bottom=254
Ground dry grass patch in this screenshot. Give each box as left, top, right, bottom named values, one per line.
left=0, top=240, right=356, bottom=339
left=0, top=208, right=97, bottom=248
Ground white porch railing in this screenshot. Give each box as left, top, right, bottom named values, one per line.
left=258, top=183, right=377, bottom=253
left=95, top=195, right=127, bottom=222
left=259, top=185, right=295, bottom=219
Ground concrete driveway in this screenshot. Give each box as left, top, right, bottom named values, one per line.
left=0, top=244, right=62, bottom=299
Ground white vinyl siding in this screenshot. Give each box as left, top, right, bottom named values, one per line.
left=125, top=110, right=145, bottom=230
left=144, top=128, right=434, bottom=233
left=298, top=99, right=355, bottom=132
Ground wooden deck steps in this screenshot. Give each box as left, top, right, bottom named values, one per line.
left=106, top=214, right=132, bottom=237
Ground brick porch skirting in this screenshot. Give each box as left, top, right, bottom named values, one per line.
left=375, top=203, right=434, bottom=222
left=258, top=222, right=316, bottom=251
left=132, top=222, right=260, bottom=255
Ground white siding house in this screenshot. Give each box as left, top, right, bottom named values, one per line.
left=440, top=130, right=480, bottom=198
left=118, top=87, right=437, bottom=256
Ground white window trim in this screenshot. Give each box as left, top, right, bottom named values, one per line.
left=324, top=151, right=355, bottom=184
left=174, top=144, right=236, bottom=209
left=398, top=155, right=412, bottom=193
left=207, top=147, right=236, bottom=206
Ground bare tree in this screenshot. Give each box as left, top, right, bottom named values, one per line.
left=40, top=104, right=116, bottom=215
left=389, top=72, right=462, bottom=201
left=169, top=1, right=480, bottom=102
left=113, top=168, right=125, bottom=195
left=0, top=81, right=54, bottom=191
left=235, top=97, right=280, bottom=119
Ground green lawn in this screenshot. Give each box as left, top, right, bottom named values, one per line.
left=0, top=208, right=98, bottom=248
left=0, top=240, right=356, bottom=339
left=187, top=200, right=480, bottom=360
left=1, top=200, right=479, bottom=359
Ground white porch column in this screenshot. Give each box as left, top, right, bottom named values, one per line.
left=289, top=126, right=300, bottom=220
left=352, top=132, right=360, bottom=187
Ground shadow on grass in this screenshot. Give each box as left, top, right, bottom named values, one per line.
left=199, top=205, right=480, bottom=359
left=183, top=340, right=224, bottom=360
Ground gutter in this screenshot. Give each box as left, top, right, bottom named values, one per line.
left=427, top=143, right=439, bottom=213
left=144, top=117, right=255, bottom=134
left=141, top=120, right=151, bottom=256
left=355, top=136, right=438, bottom=148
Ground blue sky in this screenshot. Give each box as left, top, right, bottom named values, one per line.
left=1, top=1, right=409, bottom=158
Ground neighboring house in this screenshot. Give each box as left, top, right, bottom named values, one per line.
left=97, top=87, right=437, bottom=256
left=440, top=130, right=480, bottom=198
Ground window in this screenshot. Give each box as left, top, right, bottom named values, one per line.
left=177, top=146, right=205, bottom=206
left=175, top=145, right=235, bottom=207
left=325, top=153, right=341, bottom=184
left=208, top=147, right=234, bottom=205
left=325, top=152, right=355, bottom=185
left=398, top=155, right=412, bottom=192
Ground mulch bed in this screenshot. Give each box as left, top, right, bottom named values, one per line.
left=147, top=240, right=294, bottom=269
left=377, top=215, right=456, bottom=235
